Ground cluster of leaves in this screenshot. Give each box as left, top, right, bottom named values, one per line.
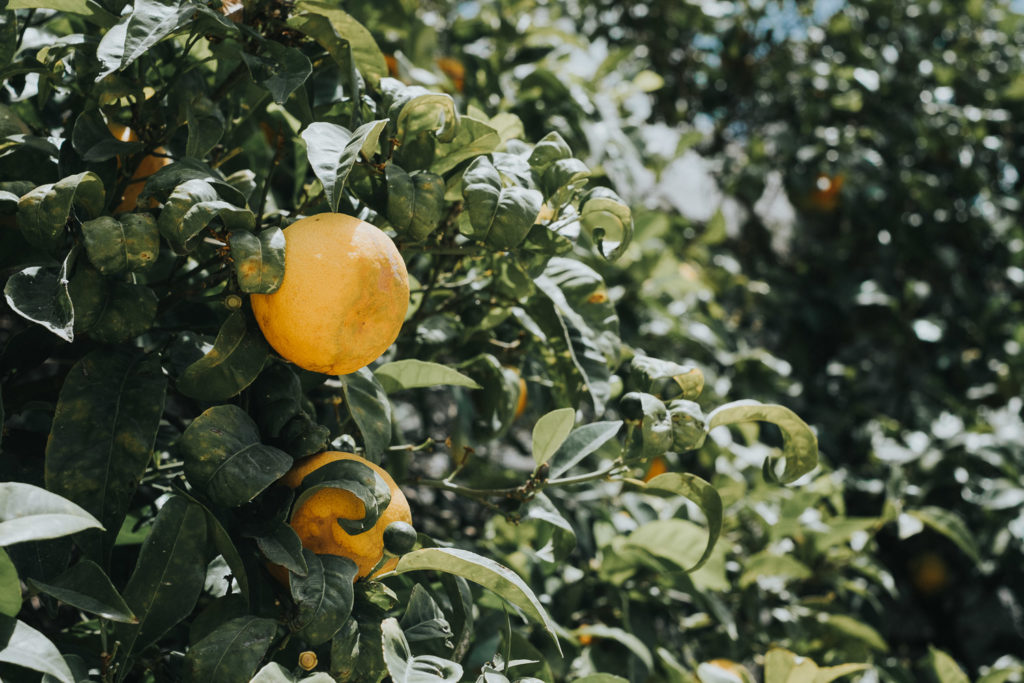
left=0, top=1, right=838, bottom=683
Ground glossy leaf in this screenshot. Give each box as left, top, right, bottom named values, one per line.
left=81, top=214, right=159, bottom=274
left=549, top=420, right=622, bottom=478
left=907, top=506, right=982, bottom=564
left=575, top=624, right=653, bottom=669
left=431, top=115, right=500, bottom=175
left=177, top=312, right=270, bottom=402
left=184, top=616, right=279, bottom=683
left=644, top=473, right=722, bottom=571
left=667, top=399, right=707, bottom=451
left=27, top=560, right=136, bottom=623
left=531, top=407, right=576, bottom=467
left=77, top=277, right=159, bottom=343
left=288, top=1, right=388, bottom=85
left=17, top=172, right=104, bottom=251
left=0, top=619, right=75, bottom=683
left=375, top=359, right=481, bottom=393
left=522, top=493, right=576, bottom=562
left=96, top=0, right=197, bottom=79
left=290, top=550, right=357, bottom=646
left=462, top=156, right=543, bottom=249
left=0, top=483, right=103, bottom=546
left=71, top=110, right=142, bottom=161
left=922, top=648, right=969, bottom=683
left=393, top=547, right=561, bottom=653
left=186, top=96, right=225, bottom=160
left=0, top=549, right=20, bottom=618
left=230, top=228, right=286, bottom=294
left=580, top=187, right=633, bottom=261
left=4, top=265, right=74, bottom=342
left=622, top=392, right=673, bottom=462
left=706, top=400, right=818, bottom=484
left=396, top=94, right=458, bottom=144
left=179, top=404, right=292, bottom=509
left=240, top=41, right=312, bottom=105
left=117, top=496, right=208, bottom=655
left=45, top=348, right=166, bottom=558
left=381, top=617, right=464, bottom=683
left=158, top=178, right=255, bottom=253
left=339, top=367, right=392, bottom=460
left=385, top=165, right=446, bottom=242
left=254, top=522, right=308, bottom=577
left=300, top=119, right=388, bottom=213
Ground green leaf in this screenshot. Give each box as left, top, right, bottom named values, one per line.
left=575, top=624, right=653, bottom=670
left=340, top=367, right=392, bottom=460
left=706, top=400, right=818, bottom=484
left=179, top=404, right=292, bottom=509
left=549, top=421, right=622, bottom=478
left=573, top=676, right=630, bottom=683
left=117, top=496, right=208, bottom=656
left=96, top=0, right=197, bottom=79
left=764, top=648, right=819, bottom=683
left=81, top=214, right=160, bottom=274
left=158, top=179, right=255, bottom=253
left=624, top=519, right=727, bottom=590
left=667, top=399, right=707, bottom=451
left=923, top=648, right=970, bottom=683
left=177, top=312, right=270, bottom=402
left=644, top=473, right=722, bottom=571
left=385, top=165, right=446, bottom=242
left=300, top=119, right=388, bottom=213
left=622, top=392, right=673, bottom=462
left=186, top=96, right=225, bottom=160
left=45, top=348, right=167, bottom=558
left=907, top=507, right=982, bottom=564
left=6, top=0, right=116, bottom=27
left=290, top=550, right=357, bottom=646
left=230, top=228, right=286, bottom=294
left=738, top=552, right=813, bottom=589
left=202, top=505, right=250, bottom=603
left=374, top=359, right=481, bottom=393
left=27, top=560, right=136, bottom=623
left=431, top=116, right=500, bottom=175
left=393, top=547, right=561, bottom=654
left=381, top=617, right=464, bottom=683
left=816, top=614, right=887, bottom=652
left=0, top=549, right=20, bottom=618
left=395, top=94, right=458, bottom=144
left=814, top=663, right=871, bottom=683
left=184, top=616, right=279, bottom=683
left=522, top=493, right=576, bottom=562
left=75, top=276, right=159, bottom=343
left=254, top=523, right=308, bottom=577
left=241, top=40, right=312, bottom=105
left=291, top=459, right=391, bottom=535
left=0, top=619, right=75, bottom=683
left=4, top=264, right=74, bottom=342
left=580, top=187, right=633, bottom=261
left=531, top=407, right=576, bottom=467
left=462, top=156, right=543, bottom=249
left=72, top=110, right=143, bottom=161
left=18, top=172, right=104, bottom=251
left=0, top=483, right=103, bottom=546
left=631, top=354, right=703, bottom=396
left=288, top=1, right=388, bottom=86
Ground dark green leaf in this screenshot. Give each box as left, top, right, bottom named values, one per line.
left=0, top=549, right=20, bottom=618
left=385, top=165, right=446, bottom=242
left=0, top=483, right=102, bottom=546
left=907, top=507, right=982, bottom=565
left=300, top=119, right=387, bottom=213
left=644, top=473, right=722, bottom=571
left=117, top=496, right=208, bottom=655
left=287, top=1, right=388, bottom=86
left=0, top=620, right=75, bottom=683
left=139, top=159, right=248, bottom=207
left=230, top=228, right=286, bottom=294
left=462, top=156, right=543, bottom=249
left=203, top=506, right=251, bottom=603
left=177, top=312, right=270, bottom=401
left=393, top=547, right=561, bottom=654
left=158, top=178, right=255, bottom=253
left=186, top=97, right=225, bottom=160
left=399, top=585, right=452, bottom=643
left=179, top=404, right=292, bottom=509
left=72, top=110, right=143, bottom=161
left=431, top=115, right=500, bottom=175
left=81, top=214, right=159, bottom=274
left=667, top=399, right=707, bottom=451
left=374, top=359, right=480, bottom=393
left=290, top=550, right=357, bottom=646
left=79, top=278, right=159, bottom=343
left=45, top=348, right=167, bottom=559
left=241, top=41, right=313, bottom=105
left=622, top=392, right=673, bottom=462
left=184, top=616, right=279, bottom=683
left=254, top=522, right=308, bottom=577
left=339, top=367, right=392, bottom=460
left=3, top=264, right=74, bottom=342
left=706, top=401, right=818, bottom=484
left=18, top=172, right=104, bottom=251
left=27, top=560, right=136, bottom=623
left=575, top=624, right=653, bottom=670
left=522, top=493, right=576, bottom=562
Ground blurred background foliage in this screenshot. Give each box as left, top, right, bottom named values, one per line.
left=363, top=0, right=1024, bottom=678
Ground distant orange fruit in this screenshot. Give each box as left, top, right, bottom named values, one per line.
left=108, top=122, right=171, bottom=213
left=436, top=57, right=466, bottom=92
left=910, top=552, right=950, bottom=596
left=806, top=173, right=845, bottom=212
left=643, top=456, right=668, bottom=482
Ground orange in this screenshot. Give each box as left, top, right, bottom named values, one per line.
left=642, top=456, right=668, bottom=482
left=250, top=213, right=410, bottom=376
left=282, top=451, right=412, bottom=580
left=108, top=122, right=171, bottom=213
left=806, top=173, right=844, bottom=212
left=515, top=375, right=528, bottom=420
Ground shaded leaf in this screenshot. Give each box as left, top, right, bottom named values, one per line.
left=179, top=404, right=292, bottom=509
left=907, top=506, right=982, bottom=565
left=339, top=367, right=392, bottom=460
left=28, top=559, right=136, bottom=623
left=522, top=493, right=576, bottom=562
left=184, top=616, right=279, bottom=683
left=158, top=178, right=255, bottom=253
left=241, top=40, right=312, bottom=105
left=385, top=165, right=446, bottom=242
left=290, top=550, right=357, bottom=646
left=254, top=522, right=308, bottom=577
left=381, top=617, right=463, bottom=683
left=18, top=173, right=104, bottom=251
left=230, top=228, right=286, bottom=294
left=575, top=624, right=653, bottom=670
left=81, top=214, right=159, bottom=274
left=300, top=119, right=388, bottom=213
left=177, top=312, right=270, bottom=402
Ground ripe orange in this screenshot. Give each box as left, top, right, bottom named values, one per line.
left=281, top=451, right=412, bottom=580
left=250, top=213, right=410, bottom=376
left=108, top=122, right=171, bottom=213
left=642, top=456, right=668, bottom=482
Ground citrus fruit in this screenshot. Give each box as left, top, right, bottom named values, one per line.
left=250, top=213, right=410, bottom=376
left=108, top=122, right=172, bottom=213
left=642, top=455, right=668, bottom=482
left=281, top=451, right=413, bottom=580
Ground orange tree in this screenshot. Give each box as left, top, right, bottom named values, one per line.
left=0, top=2, right=1010, bottom=683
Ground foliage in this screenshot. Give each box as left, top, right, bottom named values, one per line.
left=0, top=0, right=1021, bottom=683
